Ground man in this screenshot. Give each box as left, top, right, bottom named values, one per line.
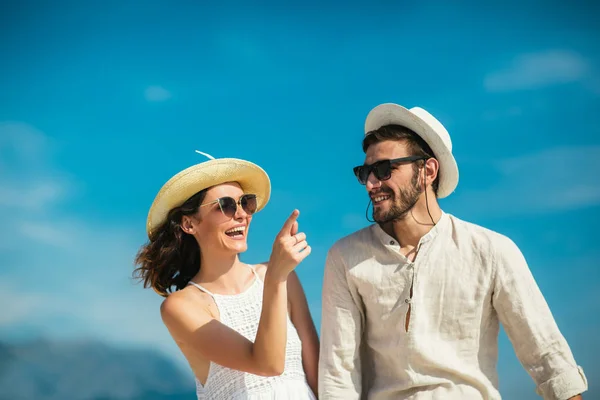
left=318, top=103, right=588, bottom=399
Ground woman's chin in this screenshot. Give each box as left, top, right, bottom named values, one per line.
left=227, top=242, right=248, bottom=254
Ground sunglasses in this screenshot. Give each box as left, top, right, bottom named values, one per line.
left=353, top=156, right=426, bottom=185
left=199, top=194, right=258, bottom=218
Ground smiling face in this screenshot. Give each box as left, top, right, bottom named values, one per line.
left=181, top=182, right=253, bottom=255
left=364, top=140, right=423, bottom=223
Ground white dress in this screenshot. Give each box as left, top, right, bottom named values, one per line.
left=187, top=265, right=317, bottom=400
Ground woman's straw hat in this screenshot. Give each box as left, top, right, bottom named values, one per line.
left=146, top=152, right=271, bottom=238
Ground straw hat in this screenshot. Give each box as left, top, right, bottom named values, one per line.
left=146, top=153, right=271, bottom=238
left=364, top=103, right=459, bottom=198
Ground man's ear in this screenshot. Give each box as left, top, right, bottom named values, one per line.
left=180, top=215, right=195, bottom=235
left=424, top=158, right=439, bottom=187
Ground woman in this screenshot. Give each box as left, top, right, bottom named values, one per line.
left=133, top=155, right=319, bottom=399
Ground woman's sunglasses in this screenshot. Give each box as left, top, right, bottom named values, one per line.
left=199, top=194, right=258, bottom=218
left=353, top=155, right=426, bottom=185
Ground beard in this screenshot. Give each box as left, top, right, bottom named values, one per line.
left=371, top=168, right=423, bottom=224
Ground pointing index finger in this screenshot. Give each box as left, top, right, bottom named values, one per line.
left=279, top=209, right=299, bottom=237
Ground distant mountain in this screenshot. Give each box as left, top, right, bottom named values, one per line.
left=0, top=339, right=196, bottom=400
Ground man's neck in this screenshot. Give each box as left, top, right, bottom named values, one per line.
left=382, top=196, right=443, bottom=249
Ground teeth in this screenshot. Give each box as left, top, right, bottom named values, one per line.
left=373, top=195, right=390, bottom=202
left=225, top=226, right=245, bottom=234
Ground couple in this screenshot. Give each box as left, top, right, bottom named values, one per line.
left=134, top=103, right=588, bottom=399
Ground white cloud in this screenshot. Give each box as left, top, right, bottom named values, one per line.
left=0, top=121, right=184, bottom=364
left=17, top=221, right=73, bottom=248
left=484, top=50, right=590, bottom=92
left=0, top=284, right=47, bottom=325
left=0, top=211, right=184, bottom=362
left=450, top=146, right=600, bottom=215
left=0, top=181, right=66, bottom=211
left=0, top=122, right=72, bottom=213
left=0, top=121, right=52, bottom=160
left=497, top=146, right=600, bottom=209
left=144, top=85, right=172, bottom=102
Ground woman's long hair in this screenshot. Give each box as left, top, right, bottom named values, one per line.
left=133, top=189, right=208, bottom=297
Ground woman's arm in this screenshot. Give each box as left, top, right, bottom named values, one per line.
left=161, top=275, right=289, bottom=376
left=161, top=210, right=311, bottom=377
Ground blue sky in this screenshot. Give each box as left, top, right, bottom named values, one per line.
left=1, top=1, right=598, bottom=397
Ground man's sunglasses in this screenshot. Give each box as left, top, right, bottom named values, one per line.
left=353, top=156, right=426, bottom=185
left=199, top=194, right=258, bottom=218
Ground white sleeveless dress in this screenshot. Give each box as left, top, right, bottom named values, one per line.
left=187, top=265, right=317, bottom=400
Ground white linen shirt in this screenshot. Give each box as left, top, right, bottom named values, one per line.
left=319, top=212, right=587, bottom=400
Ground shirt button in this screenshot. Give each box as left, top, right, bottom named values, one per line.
left=405, top=298, right=411, bottom=304
left=390, top=240, right=395, bottom=245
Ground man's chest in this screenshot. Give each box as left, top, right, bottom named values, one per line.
left=348, top=248, right=496, bottom=339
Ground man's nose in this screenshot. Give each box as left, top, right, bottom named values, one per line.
left=365, top=172, right=381, bottom=191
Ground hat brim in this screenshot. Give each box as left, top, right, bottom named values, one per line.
left=146, top=158, right=271, bottom=238
left=364, top=103, right=458, bottom=198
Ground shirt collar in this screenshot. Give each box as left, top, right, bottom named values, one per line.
left=371, top=211, right=450, bottom=249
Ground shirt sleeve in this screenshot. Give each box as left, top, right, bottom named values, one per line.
left=318, top=245, right=364, bottom=399
left=492, top=235, right=588, bottom=400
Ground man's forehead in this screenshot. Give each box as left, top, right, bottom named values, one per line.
left=365, top=140, right=410, bottom=163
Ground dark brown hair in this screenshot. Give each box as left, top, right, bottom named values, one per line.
left=362, top=124, right=440, bottom=195
left=133, top=189, right=208, bottom=297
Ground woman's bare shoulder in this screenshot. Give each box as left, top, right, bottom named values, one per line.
left=160, top=285, right=216, bottom=321
left=253, top=261, right=269, bottom=280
